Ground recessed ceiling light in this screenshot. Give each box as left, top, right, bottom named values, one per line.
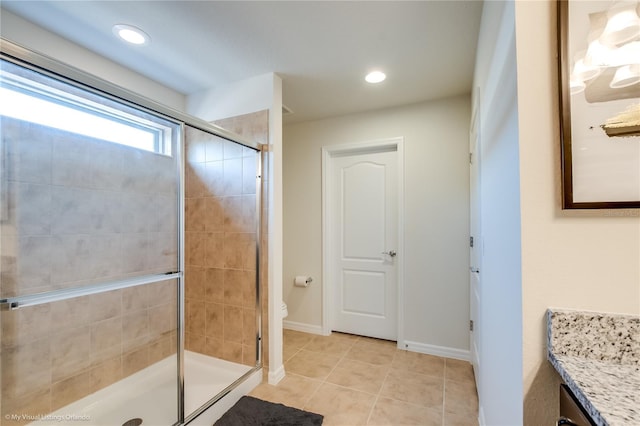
left=365, top=71, right=386, bottom=84
left=113, top=24, right=150, bottom=45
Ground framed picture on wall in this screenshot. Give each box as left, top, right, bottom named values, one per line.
left=557, top=0, right=640, bottom=209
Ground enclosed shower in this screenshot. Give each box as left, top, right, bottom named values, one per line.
left=0, top=41, right=264, bottom=425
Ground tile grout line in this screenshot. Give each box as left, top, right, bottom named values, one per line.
left=283, top=345, right=302, bottom=364
left=365, top=345, right=399, bottom=425
left=300, top=333, right=358, bottom=412
left=297, top=335, right=318, bottom=405
left=320, top=333, right=358, bottom=384
left=300, top=377, right=321, bottom=410
left=311, top=333, right=392, bottom=424
left=283, top=336, right=319, bottom=409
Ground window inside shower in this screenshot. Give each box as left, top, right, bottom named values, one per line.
left=0, top=69, right=173, bottom=155
left=0, top=52, right=261, bottom=426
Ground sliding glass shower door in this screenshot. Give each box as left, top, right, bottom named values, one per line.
left=183, top=125, right=261, bottom=420
left=0, top=58, right=182, bottom=425
left=1, top=40, right=263, bottom=426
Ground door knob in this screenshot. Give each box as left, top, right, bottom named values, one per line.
left=557, top=417, right=579, bottom=426
left=470, top=266, right=480, bottom=273
left=382, top=250, right=397, bottom=257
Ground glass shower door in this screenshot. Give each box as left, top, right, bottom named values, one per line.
left=0, top=58, right=182, bottom=425
left=182, top=125, right=261, bottom=420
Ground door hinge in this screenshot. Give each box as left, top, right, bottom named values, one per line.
left=469, top=152, right=473, bottom=164
left=470, top=236, right=474, bottom=248
left=470, top=320, right=474, bottom=331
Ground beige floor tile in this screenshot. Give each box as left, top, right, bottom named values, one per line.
left=445, top=358, right=475, bottom=384
left=283, top=344, right=301, bottom=363
left=304, top=336, right=353, bottom=357
left=444, top=379, right=478, bottom=416
left=283, top=329, right=314, bottom=349
left=444, top=412, right=480, bottom=426
left=392, top=350, right=445, bottom=379
left=284, top=349, right=341, bottom=380
left=248, top=373, right=322, bottom=410
left=325, top=332, right=361, bottom=343
left=326, top=358, right=389, bottom=394
left=380, top=368, right=443, bottom=408
left=345, top=345, right=395, bottom=366
left=367, top=397, right=442, bottom=426
left=304, top=383, right=376, bottom=426
left=251, top=330, right=479, bottom=425
left=353, top=337, right=398, bottom=356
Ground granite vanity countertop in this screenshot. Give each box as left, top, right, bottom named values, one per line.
left=547, top=309, right=640, bottom=426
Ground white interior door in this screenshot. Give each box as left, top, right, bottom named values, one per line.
left=469, top=94, right=482, bottom=388
left=329, top=148, right=398, bottom=341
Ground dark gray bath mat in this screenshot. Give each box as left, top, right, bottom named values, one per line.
left=213, top=396, right=323, bottom=426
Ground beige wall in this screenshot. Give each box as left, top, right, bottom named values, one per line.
left=515, top=1, right=640, bottom=424
left=283, top=96, right=471, bottom=353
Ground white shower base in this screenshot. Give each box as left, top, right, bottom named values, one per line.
left=33, top=351, right=261, bottom=426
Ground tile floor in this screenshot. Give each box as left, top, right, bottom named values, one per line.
left=249, top=329, right=479, bottom=426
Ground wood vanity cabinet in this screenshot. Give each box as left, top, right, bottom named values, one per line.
left=558, top=385, right=596, bottom=426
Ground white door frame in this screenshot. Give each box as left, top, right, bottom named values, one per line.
left=469, top=87, right=482, bottom=393
left=321, top=137, right=405, bottom=348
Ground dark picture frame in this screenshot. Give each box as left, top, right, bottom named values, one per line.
left=557, top=0, right=640, bottom=209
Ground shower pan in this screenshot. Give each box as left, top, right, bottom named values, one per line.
left=0, top=40, right=263, bottom=425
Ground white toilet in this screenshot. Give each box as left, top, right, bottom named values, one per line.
left=281, top=301, right=288, bottom=318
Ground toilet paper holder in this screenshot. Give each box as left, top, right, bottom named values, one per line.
left=294, top=276, right=313, bottom=287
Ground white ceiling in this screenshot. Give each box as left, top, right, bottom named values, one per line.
left=1, top=1, right=484, bottom=124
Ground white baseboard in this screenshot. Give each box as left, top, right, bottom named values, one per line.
left=268, top=364, right=285, bottom=385
left=404, top=340, right=471, bottom=361
left=283, top=320, right=325, bottom=335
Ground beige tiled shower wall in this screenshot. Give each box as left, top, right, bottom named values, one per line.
left=0, top=118, right=180, bottom=424
left=214, top=110, right=272, bottom=366
left=183, top=126, right=257, bottom=365
left=1, top=283, right=177, bottom=424
left=214, top=111, right=270, bottom=369
left=0, top=118, right=179, bottom=298
left=184, top=111, right=269, bottom=367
